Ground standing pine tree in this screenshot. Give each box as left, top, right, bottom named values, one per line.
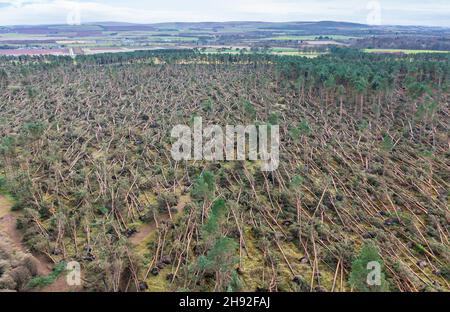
left=197, top=237, right=239, bottom=291
left=349, top=242, right=390, bottom=292
left=192, top=171, right=216, bottom=224
left=0, top=69, right=8, bottom=89
left=195, top=199, right=241, bottom=291
left=381, top=133, right=394, bottom=176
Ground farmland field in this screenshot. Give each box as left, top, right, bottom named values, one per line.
left=1, top=21, right=449, bottom=58
left=269, top=35, right=358, bottom=40
left=199, top=47, right=324, bottom=57
left=364, top=48, right=450, bottom=54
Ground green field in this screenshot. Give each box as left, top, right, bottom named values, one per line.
left=269, top=35, right=357, bottom=41
left=268, top=47, right=323, bottom=57
left=199, top=47, right=324, bottom=57
left=147, top=36, right=199, bottom=42
left=364, top=48, right=450, bottom=54
left=0, top=33, right=65, bottom=40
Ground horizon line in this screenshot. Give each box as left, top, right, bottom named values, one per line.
left=1, top=20, right=449, bottom=29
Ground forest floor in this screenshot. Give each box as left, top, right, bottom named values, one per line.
left=130, top=193, right=191, bottom=246
left=0, top=195, right=70, bottom=292
left=129, top=192, right=191, bottom=291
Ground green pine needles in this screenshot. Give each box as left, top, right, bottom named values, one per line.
left=349, top=242, right=390, bottom=292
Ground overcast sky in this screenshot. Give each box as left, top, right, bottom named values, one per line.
left=0, top=0, right=449, bottom=27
